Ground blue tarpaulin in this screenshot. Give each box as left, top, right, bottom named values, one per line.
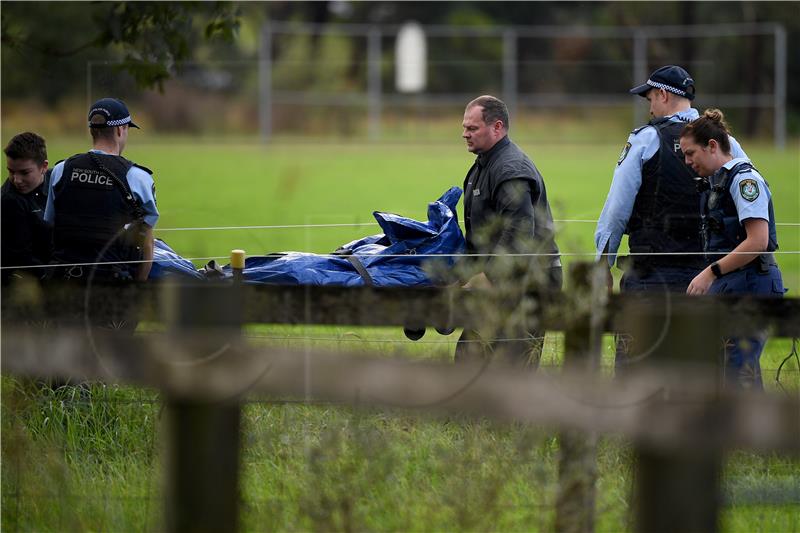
left=149, top=239, right=204, bottom=279
left=150, top=187, right=465, bottom=287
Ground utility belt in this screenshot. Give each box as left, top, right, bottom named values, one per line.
left=51, top=222, right=145, bottom=281
left=617, top=254, right=706, bottom=274
left=466, top=251, right=562, bottom=272
left=751, top=253, right=777, bottom=273
left=47, top=261, right=136, bottom=284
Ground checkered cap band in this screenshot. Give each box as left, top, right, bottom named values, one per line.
left=88, top=115, right=131, bottom=127
left=646, top=79, right=688, bottom=97
left=107, top=116, right=131, bottom=126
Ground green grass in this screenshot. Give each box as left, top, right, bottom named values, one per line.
left=3, top=334, right=798, bottom=532
left=2, top=136, right=799, bottom=531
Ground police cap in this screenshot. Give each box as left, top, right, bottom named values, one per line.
left=88, top=98, right=140, bottom=129
left=629, top=65, right=695, bottom=101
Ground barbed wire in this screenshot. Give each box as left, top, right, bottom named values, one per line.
left=2, top=249, right=799, bottom=271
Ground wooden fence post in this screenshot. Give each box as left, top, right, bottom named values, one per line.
left=555, top=262, right=607, bottom=533
left=164, top=251, right=246, bottom=533
left=622, top=294, right=723, bottom=533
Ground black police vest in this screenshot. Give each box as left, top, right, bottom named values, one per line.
left=702, top=162, right=779, bottom=256
left=627, top=117, right=705, bottom=269
left=53, top=152, right=144, bottom=268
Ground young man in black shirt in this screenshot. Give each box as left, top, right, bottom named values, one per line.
left=2, top=132, right=52, bottom=284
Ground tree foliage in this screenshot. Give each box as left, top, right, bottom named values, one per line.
left=1, top=1, right=240, bottom=95
left=2, top=1, right=797, bottom=131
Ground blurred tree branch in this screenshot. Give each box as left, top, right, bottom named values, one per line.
left=2, top=1, right=241, bottom=91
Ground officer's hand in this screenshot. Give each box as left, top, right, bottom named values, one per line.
left=686, top=268, right=715, bottom=296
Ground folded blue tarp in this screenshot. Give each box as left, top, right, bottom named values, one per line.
left=150, top=239, right=205, bottom=280
left=150, top=187, right=465, bottom=287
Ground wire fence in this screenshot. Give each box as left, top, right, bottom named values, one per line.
left=2, top=213, right=798, bottom=273
left=3, top=250, right=800, bottom=272
left=86, top=22, right=789, bottom=147
left=2, top=263, right=799, bottom=532
left=3, top=361, right=798, bottom=532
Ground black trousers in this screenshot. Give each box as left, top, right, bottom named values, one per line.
left=454, top=266, right=563, bottom=368
left=614, top=264, right=701, bottom=373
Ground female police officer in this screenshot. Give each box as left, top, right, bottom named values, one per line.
left=680, top=108, right=785, bottom=388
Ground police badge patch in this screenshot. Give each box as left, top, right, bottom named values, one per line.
left=739, top=178, right=759, bottom=202
left=617, top=142, right=631, bottom=165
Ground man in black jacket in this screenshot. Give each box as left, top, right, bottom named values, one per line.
left=456, top=95, right=561, bottom=367
left=2, top=132, right=52, bottom=284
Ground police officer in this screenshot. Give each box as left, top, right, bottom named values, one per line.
left=680, top=108, right=784, bottom=389
left=455, top=95, right=561, bottom=367
left=595, top=65, right=748, bottom=293
left=2, top=132, right=52, bottom=284
left=44, top=98, right=158, bottom=282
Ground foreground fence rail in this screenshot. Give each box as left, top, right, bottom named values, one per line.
left=2, top=267, right=799, bottom=533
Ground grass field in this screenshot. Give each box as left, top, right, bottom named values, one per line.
left=2, top=135, right=799, bottom=531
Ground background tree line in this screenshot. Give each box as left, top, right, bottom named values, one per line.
left=2, top=1, right=798, bottom=136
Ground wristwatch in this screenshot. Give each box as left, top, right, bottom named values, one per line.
left=710, top=262, right=723, bottom=279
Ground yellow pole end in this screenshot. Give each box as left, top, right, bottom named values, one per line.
left=230, top=249, right=246, bottom=270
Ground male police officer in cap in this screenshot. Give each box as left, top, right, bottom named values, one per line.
left=594, top=66, right=747, bottom=368
left=456, top=95, right=561, bottom=368
left=45, top=98, right=158, bottom=282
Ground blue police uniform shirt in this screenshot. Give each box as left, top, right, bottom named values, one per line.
left=723, top=157, right=771, bottom=224
left=594, top=108, right=747, bottom=267
left=44, top=149, right=159, bottom=228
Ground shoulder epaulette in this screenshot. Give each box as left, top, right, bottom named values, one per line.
left=132, top=163, right=153, bottom=175
left=730, top=161, right=756, bottom=177
left=648, top=116, right=672, bottom=127
left=631, top=124, right=652, bottom=136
